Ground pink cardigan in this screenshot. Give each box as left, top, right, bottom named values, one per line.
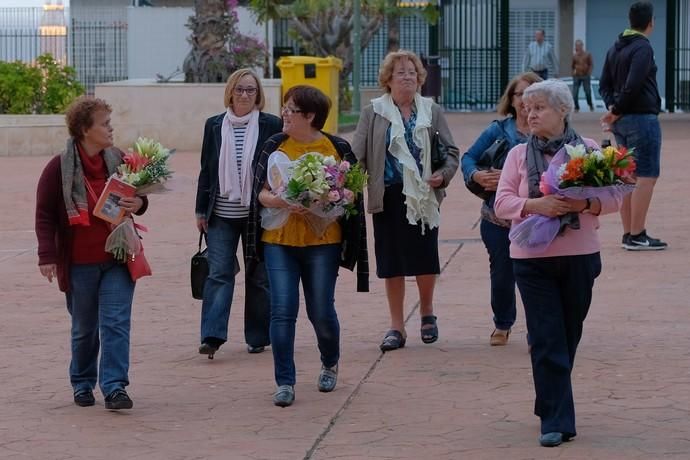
left=494, top=138, right=622, bottom=259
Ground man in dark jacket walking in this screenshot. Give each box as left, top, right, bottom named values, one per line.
left=600, top=1, right=667, bottom=251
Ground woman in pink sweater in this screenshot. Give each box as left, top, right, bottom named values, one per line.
left=494, top=80, right=623, bottom=447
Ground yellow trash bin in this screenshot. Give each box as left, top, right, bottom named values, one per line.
left=276, top=56, right=343, bottom=134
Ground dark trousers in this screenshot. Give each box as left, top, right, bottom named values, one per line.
left=572, top=76, right=593, bottom=110
left=480, top=219, right=516, bottom=330
left=513, top=253, right=602, bottom=437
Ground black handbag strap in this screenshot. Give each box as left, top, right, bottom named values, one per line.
left=198, top=232, right=207, bottom=252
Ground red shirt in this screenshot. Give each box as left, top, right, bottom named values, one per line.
left=70, top=147, right=113, bottom=264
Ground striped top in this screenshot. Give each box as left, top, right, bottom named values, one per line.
left=214, top=122, right=249, bottom=219
left=522, top=40, right=559, bottom=75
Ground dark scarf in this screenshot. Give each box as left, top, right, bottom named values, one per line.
left=526, top=122, right=585, bottom=233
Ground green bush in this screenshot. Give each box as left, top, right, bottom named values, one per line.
left=0, top=54, right=84, bottom=114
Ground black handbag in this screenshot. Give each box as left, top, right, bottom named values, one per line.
left=465, top=122, right=511, bottom=200
left=191, top=232, right=240, bottom=300
left=430, top=130, right=448, bottom=171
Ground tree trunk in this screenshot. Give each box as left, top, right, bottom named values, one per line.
left=386, top=0, right=399, bottom=52
left=183, top=0, right=233, bottom=83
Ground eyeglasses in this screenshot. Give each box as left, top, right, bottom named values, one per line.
left=233, top=86, right=257, bottom=96
left=281, top=106, right=304, bottom=115
left=393, top=70, right=418, bottom=78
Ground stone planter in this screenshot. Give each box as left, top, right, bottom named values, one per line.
left=0, top=115, right=68, bottom=156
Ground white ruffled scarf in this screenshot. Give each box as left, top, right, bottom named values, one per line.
left=218, top=108, right=259, bottom=207
left=372, top=92, right=440, bottom=231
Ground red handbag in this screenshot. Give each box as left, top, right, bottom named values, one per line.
left=127, top=247, right=152, bottom=281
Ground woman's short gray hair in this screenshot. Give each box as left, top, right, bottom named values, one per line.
left=523, top=79, right=574, bottom=119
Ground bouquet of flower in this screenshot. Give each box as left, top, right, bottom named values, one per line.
left=117, top=137, right=174, bottom=195
left=509, top=143, right=636, bottom=253
left=261, top=151, right=367, bottom=237
left=103, top=137, right=173, bottom=264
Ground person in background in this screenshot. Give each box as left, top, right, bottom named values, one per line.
left=461, top=71, right=542, bottom=346
left=195, top=68, right=282, bottom=358
left=352, top=50, right=459, bottom=352
left=36, top=96, right=148, bottom=410
left=522, top=29, right=559, bottom=80
left=600, top=1, right=667, bottom=250
left=247, top=85, right=368, bottom=407
left=571, top=39, right=594, bottom=112
left=494, top=80, right=623, bottom=447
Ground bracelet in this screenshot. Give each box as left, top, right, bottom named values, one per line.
left=581, top=197, right=592, bottom=214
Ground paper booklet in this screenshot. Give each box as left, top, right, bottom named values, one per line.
left=93, top=175, right=136, bottom=225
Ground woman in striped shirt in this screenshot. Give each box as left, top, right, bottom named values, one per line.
left=195, top=68, right=282, bottom=358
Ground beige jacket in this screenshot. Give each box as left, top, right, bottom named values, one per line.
left=351, top=102, right=459, bottom=214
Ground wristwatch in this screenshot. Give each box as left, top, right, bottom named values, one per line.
left=581, top=197, right=592, bottom=214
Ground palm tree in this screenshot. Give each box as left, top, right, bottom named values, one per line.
left=183, top=0, right=234, bottom=82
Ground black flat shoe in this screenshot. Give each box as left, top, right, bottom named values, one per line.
left=73, top=389, right=95, bottom=407
left=380, top=330, right=406, bottom=352
left=104, top=389, right=133, bottom=410
left=247, top=344, right=265, bottom=354
left=421, top=315, right=438, bottom=344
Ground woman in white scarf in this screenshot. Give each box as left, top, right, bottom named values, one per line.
left=352, top=50, right=459, bottom=352
left=194, top=69, right=282, bottom=358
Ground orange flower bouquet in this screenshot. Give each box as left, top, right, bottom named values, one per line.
left=510, top=143, right=636, bottom=253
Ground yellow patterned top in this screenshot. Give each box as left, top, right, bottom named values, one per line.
left=261, top=136, right=342, bottom=247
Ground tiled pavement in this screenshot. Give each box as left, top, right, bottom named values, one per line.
left=1, top=112, right=689, bottom=459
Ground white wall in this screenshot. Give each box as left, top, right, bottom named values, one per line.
left=127, top=7, right=192, bottom=80
left=127, top=6, right=267, bottom=81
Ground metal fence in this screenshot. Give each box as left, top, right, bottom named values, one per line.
left=667, top=0, right=690, bottom=112
left=272, top=1, right=508, bottom=111
left=0, top=6, right=127, bottom=95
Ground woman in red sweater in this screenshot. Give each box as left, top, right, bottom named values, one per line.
left=35, top=96, right=148, bottom=410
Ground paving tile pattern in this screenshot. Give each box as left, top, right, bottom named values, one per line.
left=1, top=113, right=689, bottom=459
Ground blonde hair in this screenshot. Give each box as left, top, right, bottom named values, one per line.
left=496, top=72, right=543, bottom=117
left=223, top=68, right=265, bottom=111
left=378, top=50, right=427, bottom=93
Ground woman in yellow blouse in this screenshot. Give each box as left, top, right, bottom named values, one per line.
left=246, top=85, right=368, bottom=407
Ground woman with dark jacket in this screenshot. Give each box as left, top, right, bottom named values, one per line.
left=195, top=68, right=282, bottom=358
left=246, top=85, right=368, bottom=407
left=36, top=96, right=148, bottom=410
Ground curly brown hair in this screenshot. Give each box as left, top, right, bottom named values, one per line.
left=65, top=96, right=112, bottom=141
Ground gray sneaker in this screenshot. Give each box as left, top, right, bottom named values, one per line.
left=273, top=385, right=294, bottom=407
left=317, top=364, right=338, bottom=392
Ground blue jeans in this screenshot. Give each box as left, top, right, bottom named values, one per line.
left=67, top=262, right=135, bottom=397
left=513, top=253, right=601, bottom=437
left=572, top=76, right=593, bottom=110
left=612, top=114, right=662, bottom=178
left=200, top=215, right=271, bottom=347
left=480, top=219, right=516, bottom=330
left=264, top=243, right=341, bottom=386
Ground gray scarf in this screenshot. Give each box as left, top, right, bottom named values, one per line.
left=526, top=122, right=584, bottom=233
left=61, top=138, right=121, bottom=226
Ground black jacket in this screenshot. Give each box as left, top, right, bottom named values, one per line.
left=195, top=111, right=282, bottom=220
left=599, top=33, right=661, bottom=115
left=246, top=132, right=369, bottom=293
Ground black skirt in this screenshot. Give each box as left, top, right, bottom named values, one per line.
left=372, top=183, right=440, bottom=278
